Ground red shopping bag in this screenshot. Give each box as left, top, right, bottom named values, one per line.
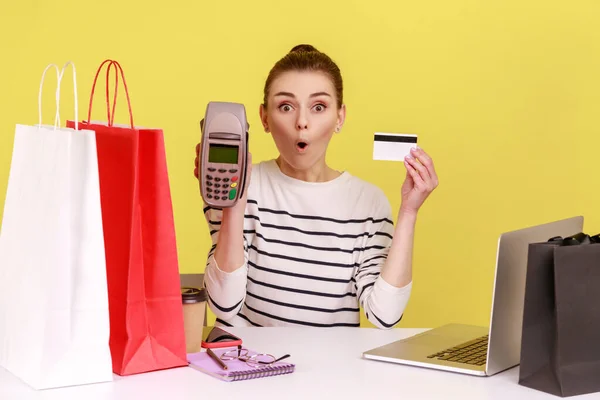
left=67, top=60, right=187, bottom=376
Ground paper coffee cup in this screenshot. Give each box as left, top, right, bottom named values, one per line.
left=181, top=287, right=207, bottom=354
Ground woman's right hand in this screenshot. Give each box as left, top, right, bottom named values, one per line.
left=195, top=141, right=251, bottom=273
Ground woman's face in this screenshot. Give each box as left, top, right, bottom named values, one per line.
left=260, top=70, right=345, bottom=171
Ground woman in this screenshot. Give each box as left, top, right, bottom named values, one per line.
left=194, top=44, right=438, bottom=329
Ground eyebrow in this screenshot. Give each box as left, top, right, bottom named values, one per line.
left=273, top=91, right=332, bottom=98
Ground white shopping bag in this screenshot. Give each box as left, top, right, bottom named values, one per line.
left=0, top=62, right=113, bottom=390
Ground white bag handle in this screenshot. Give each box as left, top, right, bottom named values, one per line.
left=56, top=61, right=78, bottom=131
left=37, top=63, right=61, bottom=130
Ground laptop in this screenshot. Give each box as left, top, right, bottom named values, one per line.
left=362, top=216, right=584, bottom=376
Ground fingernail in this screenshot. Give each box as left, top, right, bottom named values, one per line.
left=411, top=147, right=418, bottom=153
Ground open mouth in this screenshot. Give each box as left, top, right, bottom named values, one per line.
left=296, top=141, right=309, bottom=152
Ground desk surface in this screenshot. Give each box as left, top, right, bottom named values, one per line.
left=2, top=327, right=599, bottom=400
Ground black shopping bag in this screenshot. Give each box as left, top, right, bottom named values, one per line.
left=519, top=232, right=600, bottom=397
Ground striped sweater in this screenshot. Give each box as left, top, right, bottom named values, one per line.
left=203, top=159, right=412, bottom=329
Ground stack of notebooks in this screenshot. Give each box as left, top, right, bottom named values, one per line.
left=187, top=347, right=295, bottom=382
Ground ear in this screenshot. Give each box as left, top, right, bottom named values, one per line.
left=335, top=104, right=346, bottom=133
left=259, top=103, right=270, bottom=133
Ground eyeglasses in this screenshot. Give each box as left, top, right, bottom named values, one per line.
left=220, top=346, right=291, bottom=368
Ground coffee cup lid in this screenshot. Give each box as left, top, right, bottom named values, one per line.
left=181, top=287, right=207, bottom=303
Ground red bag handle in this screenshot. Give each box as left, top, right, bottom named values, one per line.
left=105, top=60, right=118, bottom=125
left=86, top=59, right=116, bottom=125
left=105, top=60, right=134, bottom=127
left=86, top=59, right=134, bottom=128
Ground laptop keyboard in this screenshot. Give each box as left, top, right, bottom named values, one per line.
left=427, top=335, right=488, bottom=366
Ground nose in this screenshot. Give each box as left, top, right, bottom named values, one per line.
left=296, top=109, right=308, bottom=131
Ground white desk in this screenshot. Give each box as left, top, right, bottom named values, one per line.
left=2, top=327, right=599, bottom=400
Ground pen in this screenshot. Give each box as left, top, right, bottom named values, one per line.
left=206, top=348, right=228, bottom=370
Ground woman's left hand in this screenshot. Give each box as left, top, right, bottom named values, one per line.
left=400, top=147, right=439, bottom=217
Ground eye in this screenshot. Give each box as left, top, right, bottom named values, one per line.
left=278, top=104, right=294, bottom=112
left=313, top=103, right=327, bottom=112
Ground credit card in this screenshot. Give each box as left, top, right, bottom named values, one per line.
left=373, top=133, right=418, bottom=161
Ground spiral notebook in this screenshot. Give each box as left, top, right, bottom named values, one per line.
left=187, top=347, right=295, bottom=382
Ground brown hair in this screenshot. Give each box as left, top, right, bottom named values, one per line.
left=263, top=44, right=343, bottom=109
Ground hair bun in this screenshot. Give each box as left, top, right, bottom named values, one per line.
left=290, top=44, right=319, bottom=53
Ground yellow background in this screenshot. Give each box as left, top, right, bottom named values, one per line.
left=0, top=1, right=599, bottom=328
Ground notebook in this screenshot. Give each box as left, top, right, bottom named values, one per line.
left=187, top=347, right=295, bottom=382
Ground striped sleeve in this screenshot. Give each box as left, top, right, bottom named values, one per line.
left=202, top=204, right=249, bottom=321
left=354, top=199, right=412, bottom=329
